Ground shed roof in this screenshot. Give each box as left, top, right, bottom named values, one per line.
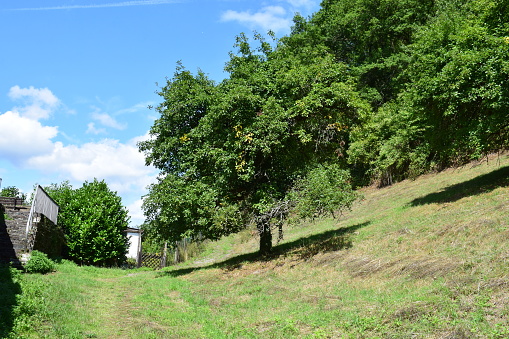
left=125, top=227, right=141, bottom=233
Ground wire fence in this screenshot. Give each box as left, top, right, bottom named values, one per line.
left=139, top=252, right=166, bottom=269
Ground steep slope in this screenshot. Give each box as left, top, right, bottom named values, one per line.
left=178, top=152, right=509, bottom=337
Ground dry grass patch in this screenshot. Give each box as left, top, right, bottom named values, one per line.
left=393, top=301, right=434, bottom=321
left=341, top=253, right=463, bottom=280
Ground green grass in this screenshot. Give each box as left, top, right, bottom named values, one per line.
left=6, top=153, right=509, bottom=338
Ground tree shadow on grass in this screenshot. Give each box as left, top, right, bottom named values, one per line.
left=0, top=265, right=21, bottom=338
left=0, top=209, right=22, bottom=338
left=160, top=221, right=370, bottom=278
left=409, top=165, right=509, bottom=206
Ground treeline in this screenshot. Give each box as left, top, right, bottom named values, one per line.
left=139, top=0, right=509, bottom=253
left=303, top=0, right=508, bottom=185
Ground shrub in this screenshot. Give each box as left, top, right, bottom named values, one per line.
left=45, top=179, right=130, bottom=266
left=124, top=258, right=137, bottom=269
left=24, top=251, right=55, bottom=274
left=289, top=164, right=359, bottom=221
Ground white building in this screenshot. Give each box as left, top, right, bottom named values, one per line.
left=125, top=227, right=141, bottom=260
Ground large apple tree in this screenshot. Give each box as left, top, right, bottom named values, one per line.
left=139, top=34, right=362, bottom=254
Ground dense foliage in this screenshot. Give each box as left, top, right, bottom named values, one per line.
left=24, top=250, right=55, bottom=274
left=45, top=179, right=129, bottom=266
left=139, top=35, right=362, bottom=253
left=0, top=186, right=27, bottom=201
left=140, top=0, right=508, bottom=252
left=345, top=0, right=509, bottom=184
left=289, top=164, right=360, bottom=222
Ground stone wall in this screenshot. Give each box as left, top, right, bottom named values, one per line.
left=0, top=204, right=29, bottom=267
left=0, top=204, right=65, bottom=267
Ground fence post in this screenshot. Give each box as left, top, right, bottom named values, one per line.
left=174, top=241, right=180, bottom=263
left=136, top=230, right=142, bottom=268
left=161, top=241, right=168, bottom=268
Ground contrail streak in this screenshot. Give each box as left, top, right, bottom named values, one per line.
left=9, top=0, right=182, bottom=11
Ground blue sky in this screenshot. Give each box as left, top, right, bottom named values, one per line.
left=0, top=0, right=320, bottom=226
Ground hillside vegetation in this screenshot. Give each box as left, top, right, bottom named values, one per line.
left=4, top=153, right=509, bottom=338
left=139, top=0, right=509, bottom=254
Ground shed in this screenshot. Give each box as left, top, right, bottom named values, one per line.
left=125, top=227, right=141, bottom=262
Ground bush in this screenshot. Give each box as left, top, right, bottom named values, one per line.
left=24, top=251, right=55, bottom=274
left=289, top=164, right=359, bottom=221
left=124, top=258, right=137, bottom=269
left=45, top=179, right=130, bottom=266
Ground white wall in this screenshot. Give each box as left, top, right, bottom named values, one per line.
left=126, top=232, right=140, bottom=259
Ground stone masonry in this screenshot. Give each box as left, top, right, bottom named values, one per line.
left=1, top=202, right=66, bottom=268
left=0, top=204, right=30, bottom=268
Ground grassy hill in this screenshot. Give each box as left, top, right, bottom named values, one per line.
left=3, top=153, right=509, bottom=338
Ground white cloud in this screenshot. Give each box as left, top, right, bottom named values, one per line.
left=129, top=131, right=154, bottom=145
left=23, top=136, right=158, bottom=226
left=8, top=86, right=59, bottom=106
left=92, top=112, right=127, bottom=130
left=116, top=101, right=154, bottom=115
left=26, top=137, right=156, bottom=194
left=220, top=1, right=321, bottom=33
left=0, top=111, right=58, bottom=163
left=86, top=122, right=106, bottom=135
left=8, top=85, right=60, bottom=120
left=126, top=198, right=146, bottom=226
left=221, top=6, right=292, bottom=33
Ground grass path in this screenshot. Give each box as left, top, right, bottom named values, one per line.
left=78, top=271, right=172, bottom=338
left=90, top=275, right=139, bottom=338
left=26, top=265, right=174, bottom=338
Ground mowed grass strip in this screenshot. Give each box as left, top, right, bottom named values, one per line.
left=10, top=153, right=509, bottom=338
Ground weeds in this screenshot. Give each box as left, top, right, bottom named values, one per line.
left=24, top=250, right=55, bottom=274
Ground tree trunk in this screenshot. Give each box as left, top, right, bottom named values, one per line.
left=258, top=216, right=272, bottom=255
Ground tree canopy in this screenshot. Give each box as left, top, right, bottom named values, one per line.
left=348, top=0, right=509, bottom=184
left=140, top=0, right=508, bottom=253
left=0, top=186, right=27, bottom=202
left=139, top=34, right=361, bottom=254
